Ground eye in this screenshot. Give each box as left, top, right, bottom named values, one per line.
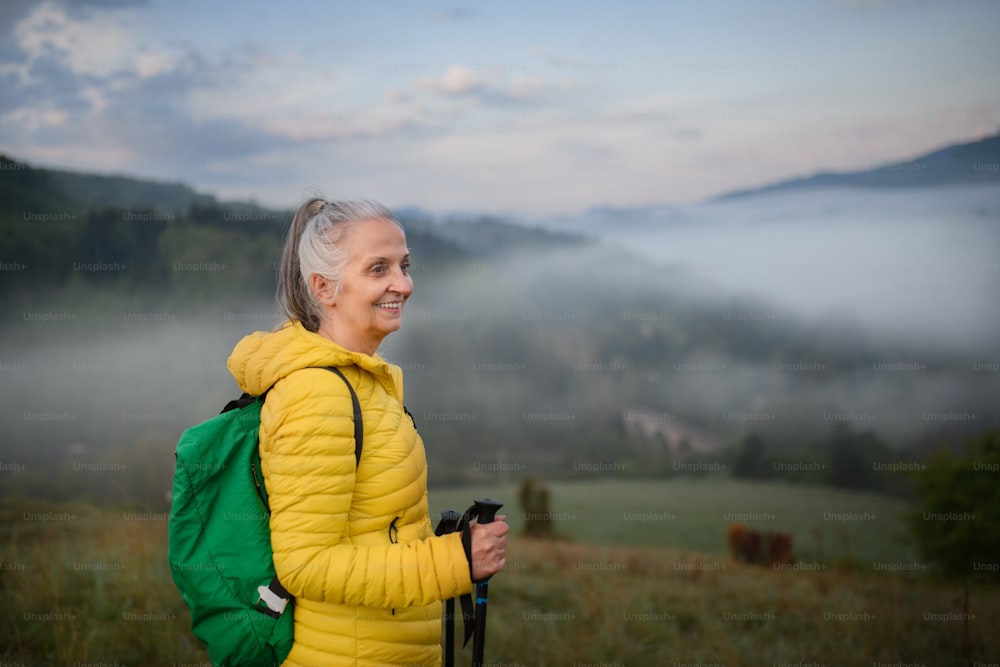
left=401, top=261, right=410, bottom=274
left=371, top=263, right=387, bottom=275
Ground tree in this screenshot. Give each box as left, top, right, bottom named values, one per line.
left=904, top=430, right=1000, bottom=581
left=903, top=430, right=1000, bottom=662
left=732, top=433, right=770, bottom=480
left=824, top=422, right=890, bottom=491
left=518, top=477, right=555, bottom=539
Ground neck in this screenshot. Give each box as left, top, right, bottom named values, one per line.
left=316, top=319, right=380, bottom=356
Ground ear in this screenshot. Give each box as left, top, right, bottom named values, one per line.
left=310, top=273, right=337, bottom=306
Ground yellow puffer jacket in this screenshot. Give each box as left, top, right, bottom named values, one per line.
left=228, top=321, right=473, bottom=667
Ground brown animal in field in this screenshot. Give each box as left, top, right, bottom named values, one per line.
left=765, top=531, right=794, bottom=566
left=726, top=523, right=794, bottom=566
left=726, top=522, right=763, bottom=563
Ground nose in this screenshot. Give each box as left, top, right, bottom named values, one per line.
left=389, top=265, right=413, bottom=298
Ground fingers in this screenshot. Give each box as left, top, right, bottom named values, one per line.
left=472, top=521, right=508, bottom=549
left=469, top=521, right=509, bottom=580
left=490, top=520, right=510, bottom=537
left=475, top=514, right=508, bottom=525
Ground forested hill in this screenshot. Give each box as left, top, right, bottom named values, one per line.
left=712, top=132, right=1000, bottom=201
left=0, top=154, right=218, bottom=214
left=0, top=154, right=581, bottom=303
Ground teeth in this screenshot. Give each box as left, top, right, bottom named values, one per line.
left=377, top=302, right=401, bottom=309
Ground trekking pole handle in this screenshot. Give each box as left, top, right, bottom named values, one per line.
left=474, top=498, right=503, bottom=524
left=435, top=509, right=462, bottom=536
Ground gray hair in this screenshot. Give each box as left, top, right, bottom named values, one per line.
left=277, top=198, right=401, bottom=332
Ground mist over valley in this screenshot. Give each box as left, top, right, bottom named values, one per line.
left=1, top=147, right=998, bottom=506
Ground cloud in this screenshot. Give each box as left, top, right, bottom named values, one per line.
left=414, top=65, right=484, bottom=96
left=530, top=46, right=625, bottom=74
left=5, top=0, right=987, bottom=218
left=411, top=63, right=576, bottom=106
left=5, top=58, right=289, bottom=176
left=509, top=76, right=547, bottom=98
left=0, top=0, right=35, bottom=35
left=1, top=1, right=588, bottom=200
left=0, top=4, right=295, bottom=179
left=13, top=2, right=139, bottom=77
left=531, top=47, right=569, bottom=68
left=254, top=63, right=577, bottom=150
left=251, top=108, right=424, bottom=143
left=0, top=0, right=146, bottom=36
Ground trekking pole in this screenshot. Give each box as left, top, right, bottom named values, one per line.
left=435, top=510, right=462, bottom=667
left=471, top=498, right=503, bottom=667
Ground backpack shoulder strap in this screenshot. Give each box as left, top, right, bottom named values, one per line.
left=234, top=366, right=364, bottom=467
left=221, top=392, right=257, bottom=414
left=322, top=366, right=363, bottom=467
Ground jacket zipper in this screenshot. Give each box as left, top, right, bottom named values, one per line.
left=388, top=517, right=400, bottom=615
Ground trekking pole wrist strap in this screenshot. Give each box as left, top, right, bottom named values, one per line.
left=461, top=521, right=474, bottom=581
left=435, top=510, right=476, bottom=648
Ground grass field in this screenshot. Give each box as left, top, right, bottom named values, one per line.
left=430, top=477, right=917, bottom=566
left=1, top=480, right=996, bottom=665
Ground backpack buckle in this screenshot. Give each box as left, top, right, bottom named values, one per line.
left=257, top=584, right=290, bottom=615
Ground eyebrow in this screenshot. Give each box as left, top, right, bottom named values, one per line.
left=365, top=253, right=410, bottom=264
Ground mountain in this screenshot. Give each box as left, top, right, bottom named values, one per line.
left=710, top=132, right=1000, bottom=201
left=0, top=154, right=220, bottom=215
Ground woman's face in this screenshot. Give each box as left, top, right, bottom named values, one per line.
left=316, top=217, right=413, bottom=354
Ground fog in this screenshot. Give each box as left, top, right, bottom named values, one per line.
left=534, top=185, right=1000, bottom=352
left=387, top=239, right=999, bottom=445
left=2, top=185, right=999, bottom=506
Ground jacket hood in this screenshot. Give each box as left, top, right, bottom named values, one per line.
left=227, top=320, right=403, bottom=399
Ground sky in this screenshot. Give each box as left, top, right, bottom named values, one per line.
left=1, top=0, right=998, bottom=215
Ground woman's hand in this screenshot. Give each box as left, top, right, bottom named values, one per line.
left=469, top=515, right=509, bottom=581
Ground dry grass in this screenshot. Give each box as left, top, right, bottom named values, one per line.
left=459, top=537, right=1000, bottom=666
left=1, top=499, right=996, bottom=666
left=0, top=500, right=209, bottom=665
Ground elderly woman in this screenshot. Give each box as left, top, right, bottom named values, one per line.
left=227, top=199, right=508, bottom=666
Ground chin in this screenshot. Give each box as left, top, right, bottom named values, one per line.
left=380, top=321, right=403, bottom=335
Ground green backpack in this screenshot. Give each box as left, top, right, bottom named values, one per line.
left=168, top=366, right=362, bottom=667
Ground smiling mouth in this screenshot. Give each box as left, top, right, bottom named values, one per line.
left=376, top=302, right=403, bottom=311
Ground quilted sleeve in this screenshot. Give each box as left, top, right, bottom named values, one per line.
left=259, top=368, right=473, bottom=608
